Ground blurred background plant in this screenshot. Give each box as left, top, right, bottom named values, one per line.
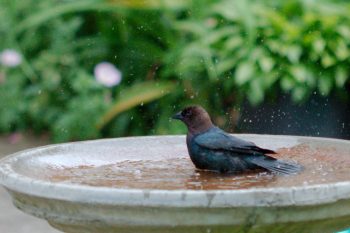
left=0, top=0, right=349, bottom=142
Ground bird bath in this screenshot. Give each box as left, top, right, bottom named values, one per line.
left=0, top=135, right=350, bottom=233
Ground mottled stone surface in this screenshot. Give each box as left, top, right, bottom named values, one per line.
left=0, top=134, right=60, bottom=233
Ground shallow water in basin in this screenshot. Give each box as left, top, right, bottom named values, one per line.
left=30, top=144, right=350, bottom=190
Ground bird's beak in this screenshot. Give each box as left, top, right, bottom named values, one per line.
left=172, top=112, right=183, bottom=120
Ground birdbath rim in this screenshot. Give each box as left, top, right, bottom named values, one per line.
left=0, top=134, right=350, bottom=208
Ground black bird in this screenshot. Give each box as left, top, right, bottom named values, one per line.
left=172, top=106, right=302, bottom=175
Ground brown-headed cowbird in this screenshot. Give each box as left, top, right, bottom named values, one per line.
left=172, top=106, right=302, bottom=175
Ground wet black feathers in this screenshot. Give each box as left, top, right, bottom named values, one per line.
left=193, top=127, right=302, bottom=175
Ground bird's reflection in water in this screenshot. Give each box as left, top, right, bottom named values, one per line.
left=185, top=169, right=277, bottom=190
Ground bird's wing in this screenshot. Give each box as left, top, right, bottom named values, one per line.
left=194, top=128, right=276, bottom=154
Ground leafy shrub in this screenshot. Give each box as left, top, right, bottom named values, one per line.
left=168, top=0, right=350, bottom=105
left=0, top=0, right=177, bottom=141
left=0, top=0, right=349, bottom=141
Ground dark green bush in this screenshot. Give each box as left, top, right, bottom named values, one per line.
left=0, top=0, right=178, bottom=141
left=168, top=0, right=350, bottom=106
left=0, top=0, right=349, bottom=141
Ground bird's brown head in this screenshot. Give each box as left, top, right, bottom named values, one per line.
left=172, top=106, right=213, bottom=134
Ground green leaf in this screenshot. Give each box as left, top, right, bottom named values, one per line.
left=289, top=65, right=307, bottom=83
left=318, top=76, right=333, bottom=95
left=174, top=21, right=207, bottom=36
left=285, top=45, right=302, bottom=63
left=258, top=56, right=274, bottom=73
left=335, top=67, right=348, bottom=88
left=263, top=71, right=279, bottom=87
left=201, top=26, right=237, bottom=45
left=289, top=66, right=316, bottom=87
left=216, top=57, right=238, bottom=75
left=247, top=78, right=264, bottom=105
left=337, top=25, right=350, bottom=40
left=203, top=53, right=218, bottom=81
left=312, top=38, right=326, bottom=55
left=291, top=86, right=308, bottom=102
left=212, top=0, right=240, bottom=21
left=321, top=53, right=336, bottom=68
left=335, top=40, right=349, bottom=61
left=235, top=62, right=254, bottom=85
left=281, top=76, right=295, bottom=91
left=96, top=82, right=174, bottom=130
left=266, top=40, right=281, bottom=53
left=224, top=37, right=243, bottom=51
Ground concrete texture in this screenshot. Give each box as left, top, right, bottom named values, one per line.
left=0, top=134, right=60, bottom=233
left=0, top=135, right=350, bottom=233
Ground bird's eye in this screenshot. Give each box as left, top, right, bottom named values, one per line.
left=182, top=110, right=191, bottom=117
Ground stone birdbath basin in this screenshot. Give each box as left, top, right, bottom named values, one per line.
left=0, top=135, right=350, bottom=233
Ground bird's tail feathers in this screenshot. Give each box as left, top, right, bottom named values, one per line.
left=246, top=156, right=303, bottom=175
left=254, top=147, right=276, bottom=154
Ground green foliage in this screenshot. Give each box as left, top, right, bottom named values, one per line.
left=0, top=0, right=177, bottom=141
left=168, top=0, right=350, bottom=105
left=0, top=0, right=349, bottom=141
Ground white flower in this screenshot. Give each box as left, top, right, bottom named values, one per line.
left=0, top=49, right=22, bottom=67
left=94, top=62, right=122, bottom=87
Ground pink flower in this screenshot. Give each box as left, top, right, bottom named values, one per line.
left=0, top=49, right=22, bottom=67
left=94, top=62, right=122, bottom=87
